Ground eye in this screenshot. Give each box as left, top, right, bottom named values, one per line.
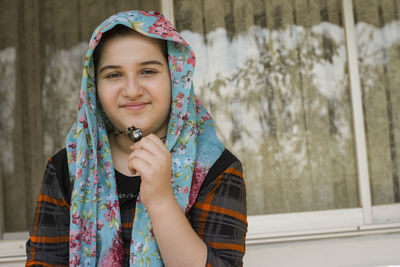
left=106, top=72, right=122, bottom=79
left=141, top=69, right=156, bottom=76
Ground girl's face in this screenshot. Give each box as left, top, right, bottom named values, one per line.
left=96, top=32, right=171, bottom=138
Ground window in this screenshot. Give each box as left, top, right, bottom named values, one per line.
left=172, top=0, right=400, bottom=240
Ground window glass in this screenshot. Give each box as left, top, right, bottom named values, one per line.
left=353, top=0, right=400, bottom=205
left=0, top=0, right=161, bottom=233
left=174, top=0, right=359, bottom=215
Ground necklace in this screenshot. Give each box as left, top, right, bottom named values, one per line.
left=114, top=126, right=167, bottom=142
left=114, top=125, right=142, bottom=142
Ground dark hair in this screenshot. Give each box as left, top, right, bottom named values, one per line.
left=92, top=25, right=168, bottom=76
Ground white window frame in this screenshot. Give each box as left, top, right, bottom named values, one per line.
left=246, top=0, right=400, bottom=243
left=161, top=0, right=175, bottom=24
left=1, top=0, right=400, bottom=261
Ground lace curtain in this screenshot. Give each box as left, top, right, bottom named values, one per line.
left=0, top=0, right=161, bottom=232
left=174, top=0, right=360, bottom=215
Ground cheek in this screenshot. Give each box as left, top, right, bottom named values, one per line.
left=97, top=87, right=120, bottom=129
left=153, top=75, right=171, bottom=109
left=97, top=84, right=117, bottom=109
left=162, top=82, right=172, bottom=111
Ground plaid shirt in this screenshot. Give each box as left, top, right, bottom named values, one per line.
left=26, top=149, right=247, bottom=266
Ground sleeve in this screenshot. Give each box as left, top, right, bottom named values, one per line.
left=26, top=156, right=70, bottom=266
left=189, top=159, right=247, bottom=267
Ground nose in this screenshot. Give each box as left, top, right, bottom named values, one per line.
left=123, top=75, right=143, bottom=98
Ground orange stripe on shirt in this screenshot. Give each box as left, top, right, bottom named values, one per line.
left=30, top=188, right=44, bottom=261
left=195, top=203, right=247, bottom=222
left=224, top=167, right=243, bottom=178
left=122, top=208, right=135, bottom=228
left=26, top=259, right=68, bottom=267
left=197, top=173, right=224, bottom=236
left=30, top=235, right=69, bottom=243
left=122, top=222, right=133, bottom=228
left=39, top=194, right=69, bottom=207
left=208, top=241, right=245, bottom=254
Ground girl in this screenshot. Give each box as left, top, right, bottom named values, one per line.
left=26, top=10, right=247, bottom=267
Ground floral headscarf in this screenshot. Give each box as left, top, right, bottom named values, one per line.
left=66, top=10, right=224, bottom=266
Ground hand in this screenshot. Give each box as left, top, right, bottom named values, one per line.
left=128, top=134, right=173, bottom=209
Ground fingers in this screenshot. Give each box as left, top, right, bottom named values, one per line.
left=127, top=134, right=172, bottom=208
left=130, top=134, right=168, bottom=155
left=128, top=147, right=154, bottom=166
left=128, top=154, right=151, bottom=175
left=128, top=134, right=171, bottom=177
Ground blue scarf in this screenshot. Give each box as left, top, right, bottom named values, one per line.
left=66, top=10, right=224, bottom=266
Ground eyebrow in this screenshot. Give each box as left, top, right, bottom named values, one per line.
left=140, top=60, right=163, bottom=66
left=98, top=65, right=120, bottom=74
left=98, top=60, right=164, bottom=74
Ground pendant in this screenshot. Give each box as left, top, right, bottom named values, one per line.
left=126, top=126, right=143, bottom=142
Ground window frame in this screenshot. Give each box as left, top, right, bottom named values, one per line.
left=245, top=0, right=400, bottom=242
left=164, top=0, right=400, bottom=242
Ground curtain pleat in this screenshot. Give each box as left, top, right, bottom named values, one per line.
left=0, top=0, right=18, bottom=231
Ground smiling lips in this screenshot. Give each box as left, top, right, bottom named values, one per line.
left=121, top=102, right=149, bottom=111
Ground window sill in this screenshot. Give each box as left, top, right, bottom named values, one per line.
left=246, top=221, right=400, bottom=245
left=247, top=204, right=400, bottom=245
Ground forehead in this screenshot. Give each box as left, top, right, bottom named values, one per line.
left=98, top=31, right=167, bottom=64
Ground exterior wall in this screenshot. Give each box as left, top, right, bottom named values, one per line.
left=244, top=233, right=400, bottom=267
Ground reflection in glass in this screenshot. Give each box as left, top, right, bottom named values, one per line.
left=174, top=0, right=359, bottom=215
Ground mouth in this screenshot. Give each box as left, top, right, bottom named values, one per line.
left=121, top=102, right=149, bottom=111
